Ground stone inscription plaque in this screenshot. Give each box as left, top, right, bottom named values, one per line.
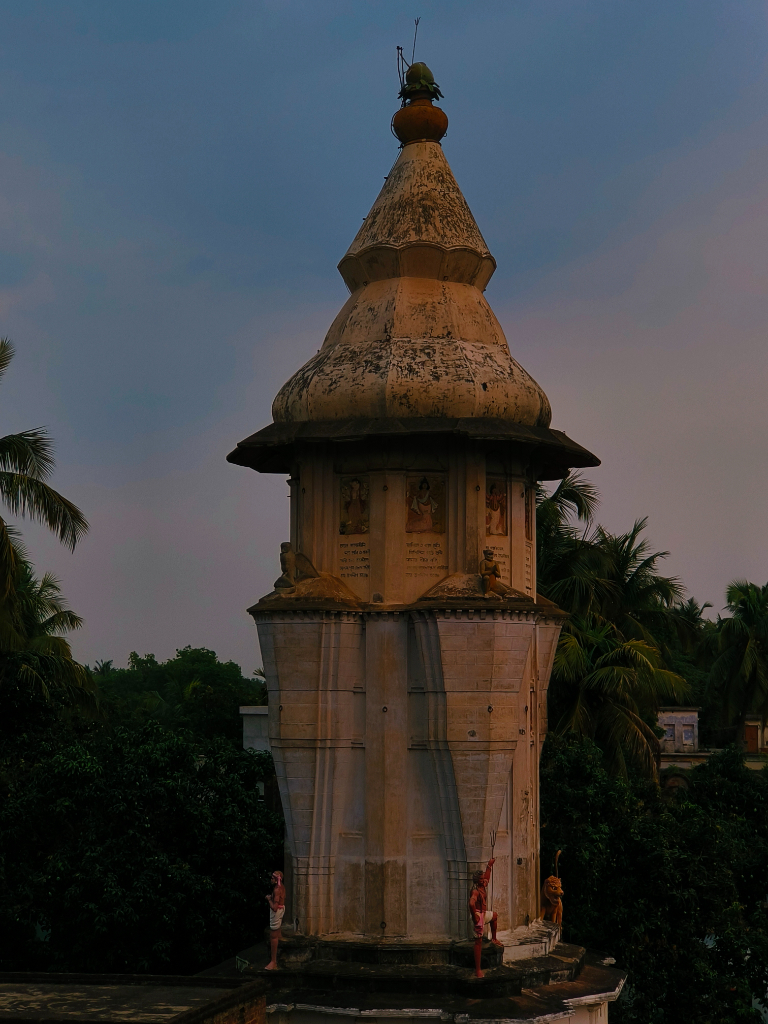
left=339, top=539, right=370, bottom=581
left=405, top=540, right=448, bottom=581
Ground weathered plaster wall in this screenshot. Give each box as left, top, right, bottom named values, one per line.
left=256, top=601, right=560, bottom=941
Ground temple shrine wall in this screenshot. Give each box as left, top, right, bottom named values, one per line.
left=293, top=444, right=537, bottom=604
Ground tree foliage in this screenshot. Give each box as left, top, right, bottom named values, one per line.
left=0, top=338, right=88, bottom=595
left=0, top=722, right=281, bottom=973
left=538, top=474, right=689, bottom=775
left=91, top=646, right=266, bottom=744
left=0, top=538, right=93, bottom=714
left=541, top=735, right=768, bottom=1024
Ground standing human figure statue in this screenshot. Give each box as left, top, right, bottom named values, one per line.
left=468, top=858, right=502, bottom=977
left=479, top=549, right=510, bottom=599
left=265, top=869, right=286, bottom=970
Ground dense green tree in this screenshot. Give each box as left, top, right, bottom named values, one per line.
left=92, top=646, right=266, bottom=744
left=551, top=617, right=688, bottom=777
left=541, top=735, right=768, bottom=1024
left=538, top=476, right=688, bottom=775
left=0, top=722, right=282, bottom=974
left=0, top=540, right=92, bottom=722
left=0, top=339, right=88, bottom=595
left=707, top=581, right=768, bottom=748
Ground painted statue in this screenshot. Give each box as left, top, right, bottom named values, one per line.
left=480, top=549, right=510, bottom=599
left=468, top=858, right=502, bottom=978
left=540, top=850, right=563, bottom=926
left=265, top=869, right=286, bottom=970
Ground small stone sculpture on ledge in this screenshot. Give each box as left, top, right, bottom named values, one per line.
left=540, top=850, right=564, bottom=926
left=273, top=542, right=319, bottom=594
left=468, top=858, right=502, bottom=978
left=480, top=549, right=511, bottom=599
left=265, top=869, right=286, bottom=970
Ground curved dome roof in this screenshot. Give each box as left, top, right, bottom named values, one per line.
left=272, top=133, right=552, bottom=429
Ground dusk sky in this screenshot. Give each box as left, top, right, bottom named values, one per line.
left=2, top=0, right=767, bottom=673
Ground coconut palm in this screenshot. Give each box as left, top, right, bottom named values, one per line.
left=536, top=472, right=614, bottom=616
left=0, top=534, right=91, bottom=700
left=551, top=616, right=689, bottom=777
left=708, top=580, right=768, bottom=747
left=591, top=518, right=685, bottom=642
left=0, top=338, right=88, bottom=594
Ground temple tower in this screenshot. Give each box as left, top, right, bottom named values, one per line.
left=228, top=66, right=599, bottom=949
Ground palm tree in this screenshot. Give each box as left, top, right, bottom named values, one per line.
left=536, top=472, right=614, bottom=616
left=708, top=580, right=768, bottom=747
left=538, top=479, right=691, bottom=776
left=0, top=534, right=91, bottom=701
left=551, top=616, right=689, bottom=777
left=0, top=338, right=88, bottom=594
left=591, top=518, right=685, bottom=642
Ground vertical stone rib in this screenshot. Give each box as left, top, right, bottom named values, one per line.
left=411, top=610, right=467, bottom=937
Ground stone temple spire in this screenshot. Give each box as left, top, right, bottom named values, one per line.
left=230, top=65, right=596, bottom=479
left=225, top=62, right=623, bottom=1021
left=226, top=61, right=600, bottom=952
left=271, top=65, right=553, bottom=430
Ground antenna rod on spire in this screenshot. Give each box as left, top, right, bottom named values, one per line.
left=412, top=17, right=420, bottom=65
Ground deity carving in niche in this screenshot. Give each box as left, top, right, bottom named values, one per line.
left=339, top=476, right=369, bottom=535
left=486, top=478, right=507, bottom=536
left=406, top=476, right=445, bottom=534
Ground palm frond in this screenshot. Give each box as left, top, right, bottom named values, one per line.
left=0, top=473, right=88, bottom=549
left=0, top=429, right=56, bottom=479
left=0, top=338, right=15, bottom=381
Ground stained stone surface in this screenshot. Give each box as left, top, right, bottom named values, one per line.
left=0, top=982, right=233, bottom=1022
left=272, top=140, right=552, bottom=429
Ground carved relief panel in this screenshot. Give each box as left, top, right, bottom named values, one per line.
left=338, top=475, right=370, bottom=600
left=485, top=475, right=511, bottom=586
left=404, top=475, right=448, bottom=603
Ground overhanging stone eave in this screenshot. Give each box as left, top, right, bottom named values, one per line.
left=226, top=417, right=600, bottom=478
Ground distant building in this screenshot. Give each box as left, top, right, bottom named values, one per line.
left=658, top=706, right=767, bottom=770
left=659, top=707, right=699, bottom=754
left=744, top=717, right=767, bottom=754
left=240, top=706, right=270, bottom=752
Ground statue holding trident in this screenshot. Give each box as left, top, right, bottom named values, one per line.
left=468, top=858, right=502, bottom=978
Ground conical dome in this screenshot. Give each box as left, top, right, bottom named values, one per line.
left=272, top=129, right=552, bottom=427
left=229, top=76, right=599, bottom=479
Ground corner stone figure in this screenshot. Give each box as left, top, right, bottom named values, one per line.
left=480, top=549, right=510, bottom=599
left=540, top=851, right=563, bottom=926
left=468, top=859, right=502, bottom=978
left=273, top=542, right=320, bottom=594
left=274, top=542, right=297, bottom=592
left=265, top=869, right=286, bottom=970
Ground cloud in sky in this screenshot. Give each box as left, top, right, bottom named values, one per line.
left=1, top=0, right=767, bottom=669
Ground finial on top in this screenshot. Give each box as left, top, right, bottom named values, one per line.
left=392, top=56, right=448, bottom=146
left=398, top=62, right=444, bottom=103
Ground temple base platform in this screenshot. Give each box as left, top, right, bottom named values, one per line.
left=200, top=934, right=625, bottom=1024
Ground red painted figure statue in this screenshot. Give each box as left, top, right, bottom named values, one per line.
left=468, top=858, right=502, bottom=977
left=265, top=870, right=286, bottom=970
